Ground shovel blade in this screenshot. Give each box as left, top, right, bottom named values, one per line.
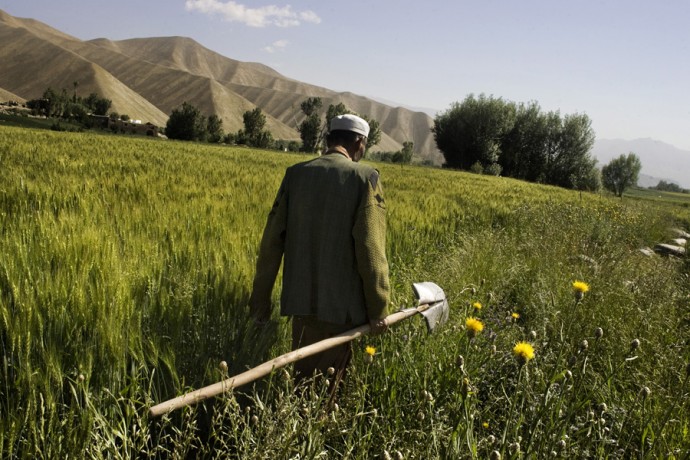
left=412, top=282, right=449, bottom=333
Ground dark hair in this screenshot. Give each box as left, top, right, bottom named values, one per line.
left=326, top=130, right=364, bottom=146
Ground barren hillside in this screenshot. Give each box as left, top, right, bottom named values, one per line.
left=0, top=9, right=441, bottom=160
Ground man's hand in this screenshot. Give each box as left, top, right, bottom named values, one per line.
left=369, top=317, right=388, bottom=336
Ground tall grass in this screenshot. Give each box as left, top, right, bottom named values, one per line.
left=1, top=126, right=688, bottom=458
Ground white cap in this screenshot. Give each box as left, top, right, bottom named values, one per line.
left=329, top=114, right=370, bottom=137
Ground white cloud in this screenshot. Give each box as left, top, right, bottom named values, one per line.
left=263, top=39, right=289, bottom=53
left=185, top=0, right=321, bottom=28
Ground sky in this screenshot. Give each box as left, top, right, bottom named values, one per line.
left=2, top=0, right=690, bottom=151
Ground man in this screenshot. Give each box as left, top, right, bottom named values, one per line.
left=249, top=114, right=390, bottom=389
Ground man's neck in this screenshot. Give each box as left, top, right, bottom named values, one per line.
left=325, top=145, right=351, bottom=160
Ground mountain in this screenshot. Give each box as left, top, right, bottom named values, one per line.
left=592, top=138, right=690, bottom=189
left=0, top=9, right=443, bottom=163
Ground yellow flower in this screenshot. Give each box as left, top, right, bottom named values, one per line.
left=465, top=317, right=484, bottom=338
left=513, top=341, right=535, bottom=365
left=365, top=346, right=376, bottom=356
left=511, top=312, right=520, bottom=320
left=572, top=281, right=590, bottom=300
left=472, top=302, right=482, bottom=310
left=482, top=421, right=490, bottom=429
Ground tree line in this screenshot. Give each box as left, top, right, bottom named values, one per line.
left=165, top=98, right=417, bottom=165
left=20, top=85, right=647, bottom=195
left=433, top=94, right=602, bottom=190
left=432, top=93, right=648, bottom=195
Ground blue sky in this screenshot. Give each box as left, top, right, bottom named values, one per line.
left=2, top=0, right=689, bottom=150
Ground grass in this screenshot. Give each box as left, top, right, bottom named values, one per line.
left=1, top=126, right=689, bottom=458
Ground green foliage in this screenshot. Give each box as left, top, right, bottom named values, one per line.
left=81, top=92, right=113, bottom=116
left=433, top=93, right=516, bottom=170
left=300, top=97, right=322, bottom=117
left=206, top=114, right=224, bottom=144
left=361, top=115, right=382, bottom=150
left=238, top=108, right=274, bottom=148
left=652, top=181, right=687, bottom=194
left=602, top=152, right=643, bottom=197
left=373, top=141, right=415, bottom=164
left=298, top=98, right=324, bottom=153
left=1, top=126, right=689, bottom=458
left=165, top=102, right=208, bottom=141
left=435, top=95, right=600, bottom=191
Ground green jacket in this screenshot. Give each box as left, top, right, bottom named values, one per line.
left=250, top=152, right=390, bottom=325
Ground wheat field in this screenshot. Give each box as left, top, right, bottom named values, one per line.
left=1, top=126, right=688, bottom=458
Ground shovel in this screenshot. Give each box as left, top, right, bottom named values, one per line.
left=149, top=281, right=449, bottom=417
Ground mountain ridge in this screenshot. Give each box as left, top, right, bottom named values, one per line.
left=2, top=8, right=687, bottom=176
left=0, top=9, right=440, bottom=160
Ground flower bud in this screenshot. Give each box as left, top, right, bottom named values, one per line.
left=456, top=355, right=465, bottom=369
left=529, top=330, right=537, bottom=340
left=580, top=340, right=589, bottom=352
left=557, top=439, right=566, bottom=450
left=219, top=361, right=228, bottom=372
left=594, top=327, right=604, bottom=340
left=327, top=367, right=335, bottom=376
left=639, top=386, right=651, bottom=399
left=630, top=338, right=640, bottom=351
left=250, top=414, right=259, bottom=425
left=509, top=442, right=520, bottom=454
left=564, top=370, right=573, bottom=381
left=78, top=374, right=85, bottom=382
left=489, top=451, right=501, bottom=460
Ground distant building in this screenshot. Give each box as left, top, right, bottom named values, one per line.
left=89, top=115, right=159, bottom=136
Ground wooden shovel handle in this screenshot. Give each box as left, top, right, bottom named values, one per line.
left=148, top=305, right=428, bottom=417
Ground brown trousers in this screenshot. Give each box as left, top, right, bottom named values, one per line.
left=291, top=316, right=353, bottom=394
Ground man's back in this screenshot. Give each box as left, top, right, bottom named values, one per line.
left=280, top=154, right=381, bottom=324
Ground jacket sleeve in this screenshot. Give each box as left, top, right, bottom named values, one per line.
left=352, top=170, right=391, bottom=321
left=249, top=173, right=289, bottom=322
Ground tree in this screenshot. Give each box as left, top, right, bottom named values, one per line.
left=361, top=115, right=381, bottom=150
left=300, top=97, right=322, bottom=117
left=165, top=102, right=207, bottom=141
left=546, top=113, right=598, bottom=190
left=433, top=94, right=516, bottom=170
left=651, top=180, right=686, bottom=193
left=601, top=153, right=642, bottom=197
left=206, top=114, right=224, bottom=143
left=239, top=108, right=273, bottom=148
left=499, top=101, right=549, bottom=181
left=299, top=98, right=324, bottom=153
left=83, top=92, right=112, bottom=116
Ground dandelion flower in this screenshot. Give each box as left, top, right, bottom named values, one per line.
left=473, top=302, right=482, bottom=311
left=365, top=346, right=376, bottom=356
left=482, top=421, right=490, bottom=429
left=511, top=312, right=520, bottom=320
left=465, top=317, right=484, bottom=338
left=513, top=341, right=535, bottom=365
left=572, top=281, right=590, bottom=300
